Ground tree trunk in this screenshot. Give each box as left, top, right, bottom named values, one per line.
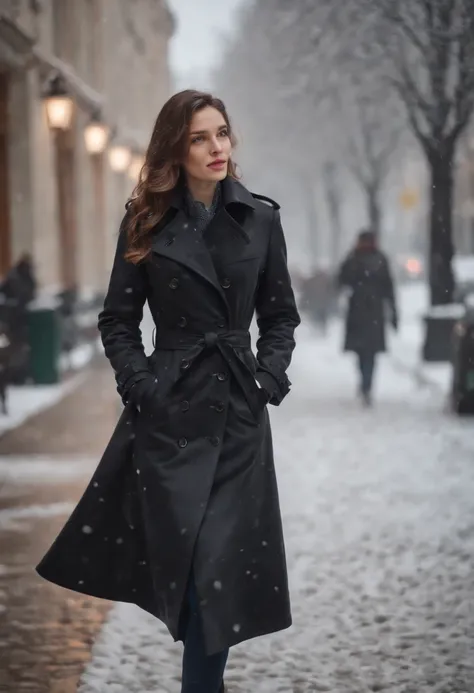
left=301, top=172, right=320, bottom=267
left=428, top=147, right=455, bottom=305
left=323, top=162, right=342, bottom=265
left=366, top=183, right=382, bottom=237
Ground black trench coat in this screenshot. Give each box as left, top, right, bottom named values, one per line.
left=36, top=177, right=300, bottom=655
left=338, top=248, right=397, bottom=354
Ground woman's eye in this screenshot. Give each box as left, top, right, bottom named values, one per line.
left=192, top=135, right=204, bottom=144
left=218, top=130, right=229, bottom=138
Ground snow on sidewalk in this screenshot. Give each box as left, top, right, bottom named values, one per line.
left=78, top=321, right=474, bottom=693
left=0, top=337, right=103, bottom=437
left=0, top=371, right=88, bottom=437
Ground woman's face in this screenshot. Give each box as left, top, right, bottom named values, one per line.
left=182, top=106, right=232, bottom=184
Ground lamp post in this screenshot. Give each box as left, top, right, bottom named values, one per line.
left=43, top=72, right=78, bottom=290
left=84, top=113, right=110, bottom=292
left=42, top=73, right=74, bottom=131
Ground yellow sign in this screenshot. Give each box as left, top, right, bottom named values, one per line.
left=399, top=187, right=419, bottom=210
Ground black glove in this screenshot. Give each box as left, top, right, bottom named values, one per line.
left=127, top=375, right=158, bottom=410
left=255, top=371, right=278, bottom=405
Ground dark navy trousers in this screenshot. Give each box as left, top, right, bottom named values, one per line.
left=180, top=575, right=229, bottom=693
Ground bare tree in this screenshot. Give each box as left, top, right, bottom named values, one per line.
left=369, top=0, right=474, bottom=304
left=332, top=72, right=405, bottom=236
left=215, top=0, right=407, bottom=261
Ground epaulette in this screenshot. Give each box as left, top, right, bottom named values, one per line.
left=251, top=193, right=281, bottom=210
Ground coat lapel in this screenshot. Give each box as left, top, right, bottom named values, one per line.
left=150, top=178, right=257, bottom=313
left=204, top=178, right=255, bottom=264
left=151, top=209, right=230, bottom=313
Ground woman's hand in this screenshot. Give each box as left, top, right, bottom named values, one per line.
left=127, top=376, right=159, bottom=411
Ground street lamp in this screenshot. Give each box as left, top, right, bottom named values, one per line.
left=108, top=144, right=132, bottom=173
left=128, top=154, right=145, bottom=182
left=42, top=73, right=74, bottom=130
left=84, top=113, right=110, bottom=155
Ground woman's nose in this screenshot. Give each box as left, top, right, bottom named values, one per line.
left=210, top=137, right=223, bottom=153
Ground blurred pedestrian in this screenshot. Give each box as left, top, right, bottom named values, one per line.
left=301, top=265, right=333, bottom=334
left=1, top=252, right=37, bottom=306
left=0, top=253, right=37, bottom=384
left=338, top=229, right=398, bottom=406
left=37, top=90, right=300, bottom=693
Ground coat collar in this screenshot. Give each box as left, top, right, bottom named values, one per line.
left=150, top=178, right=257, bottom=320
left=169, top=176, right=255, bottom=214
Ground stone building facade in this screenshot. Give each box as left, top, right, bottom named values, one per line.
left=0, top=0, right=174, bottom=295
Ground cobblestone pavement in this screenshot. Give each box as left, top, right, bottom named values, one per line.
left=78, top=329, right=474, bottom=693
left=0, top=359, right=118, bottom=693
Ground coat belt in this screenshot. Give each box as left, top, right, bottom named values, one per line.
left=153, top=329, right=262, bottom=418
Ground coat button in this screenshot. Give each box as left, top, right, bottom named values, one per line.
left=214, top=401, right=225, bottom=413
left=165, top=236, right=175, bottom=246
left=221, top=277, right=231, bottom=289
left=169, top=277, right=179, bottom=289
left=209, top=436, right=220, bottom=447
left=178, top=437, right=188, bottom=448
left=216, top=372, right=227, bottom=382
left=178, top=316, right=187, bottom=328
left=181, top=359, right=190, bottom=371
left=217, top=321, right=225, bottom=329
left=181, top=400, right=190, bottom=412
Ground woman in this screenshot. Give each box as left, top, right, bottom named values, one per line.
left=37, top=90, right=300, bottom=692
left=338, top=229, right=398, bottom=406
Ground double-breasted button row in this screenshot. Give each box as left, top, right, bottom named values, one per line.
left=180, top=400, right=225, bottom=414
left=177, top=435, right=220, bottom=449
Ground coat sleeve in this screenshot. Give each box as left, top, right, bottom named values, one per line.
left=98, top=213, right=152, bottom=402
left=338, top=254, right=355, bottom=289
left=255, top=209, right=301, bottom=405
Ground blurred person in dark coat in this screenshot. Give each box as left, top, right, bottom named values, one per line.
left=1, top=252, right=37, bottom=306
left=0, top=253, right=37, bottom=385
left=338, top=230, right=398, bottom=405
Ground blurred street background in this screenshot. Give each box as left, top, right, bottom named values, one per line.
left=1, top=1, right=474, bottom=692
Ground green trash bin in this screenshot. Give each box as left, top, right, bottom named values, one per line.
left=27, top=298, right=61, bottom=385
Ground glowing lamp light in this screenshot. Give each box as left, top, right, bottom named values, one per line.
left=108, top=144, right=132, bottom=173
left=43, top=74, right=74, bottom=130
left=84, top=116, right=110, bottom=155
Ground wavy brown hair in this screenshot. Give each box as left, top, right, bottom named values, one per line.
left=125, top=90, right=239, bottom=264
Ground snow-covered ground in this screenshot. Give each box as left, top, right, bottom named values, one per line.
left=0, top=371, right=88, bottom=437
left=0, top=340, right=101, bottom=437
left=78, top=319, right=474, bottom=693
